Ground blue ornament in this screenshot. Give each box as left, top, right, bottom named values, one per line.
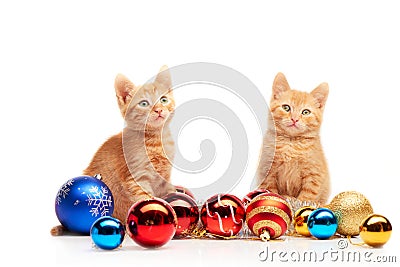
left=55, top=175, right=114, bottom=235
left=90, top=216, right=125, bottom=250
left=307, top=208, right=338, bottom=239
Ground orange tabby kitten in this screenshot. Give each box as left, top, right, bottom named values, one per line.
left=255, top=72, right=330, bottom=204
left=51, top=66, right=176, bottom=235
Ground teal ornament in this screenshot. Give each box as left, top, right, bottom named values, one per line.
left=307, top=208, right=338, bottom=239
left=90, top=216, right=125, bottom=250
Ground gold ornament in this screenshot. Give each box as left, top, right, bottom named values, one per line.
left=294, top=206, right=316, bottom=237
left=327, top=191, right=373, bottom=236
left=360, top=214, right=392, bottom=247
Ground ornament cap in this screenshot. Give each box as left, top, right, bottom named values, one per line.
left=260, top=230, right=271, bottom=241
left=94, top=174, right=102, bottom=180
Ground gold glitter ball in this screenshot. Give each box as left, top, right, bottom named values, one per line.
left=327, top=191, right=374, bottom=236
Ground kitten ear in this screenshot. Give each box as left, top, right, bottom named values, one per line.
left=114, top=73, right=135, bottom=106
left=272, top=72, right=290, bottom=99
left=154, top=65, right=172, bottom=90
left=311, top=82, right=329, bottom=108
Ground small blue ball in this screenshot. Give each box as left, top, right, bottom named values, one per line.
left=55, top=175, right=114, bottom=235
left=307, top=208, right=338, bottom=239
left=90, top=216, right=125, bottom=250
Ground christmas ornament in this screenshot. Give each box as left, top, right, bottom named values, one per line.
left=246, top=192, right=292, bottom=241
left=359, top=214, right=392, bottom=247
left=126, top=197, right=177, bottom=248
left=90, top=216, right=125, bottom=250
left=55, top=175, right=114, bottom=235
left=242, top=188, right=270, bottom=206
left=175, top=185, right=195, bottom=199
left=162, top=192, right=199, bottom=237
left=294, top=206, right=316, bottom=237
left=327, top=191, right=373, bottom=236
left=307, top=207, right=338, bottom=239
left=200, top=194, right=245, bottom=237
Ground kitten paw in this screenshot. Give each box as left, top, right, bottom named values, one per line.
left=50, top=225, right=66, bottom=236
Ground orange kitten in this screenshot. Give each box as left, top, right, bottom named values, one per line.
left=51, top=66, right=176, bottom=235
left=255, top=72, right=330, bottom=204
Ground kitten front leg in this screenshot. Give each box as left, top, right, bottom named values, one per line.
left=297, top=173, right=324, bottom=202
left=126, top=176, right=154, bottom=200
left=255, top=145, right=278, bottom=192
left=258, top=171, right=279, bottom=194
left=130, top=173, right=175, bottom=199
left=153, top=179, right=176, bottom=198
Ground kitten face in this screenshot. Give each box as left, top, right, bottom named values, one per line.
left=270, top=73, right=329, bottom=137
left=127, top=83, right=175, bottom=130
left=115, top=66, right=175, bottom=131
left=271, top=90, right=322, bottom=136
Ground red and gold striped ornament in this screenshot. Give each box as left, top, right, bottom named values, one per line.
left=245, top=192, right=293, bottom=241
left=242, top=188, right=270, bottom=206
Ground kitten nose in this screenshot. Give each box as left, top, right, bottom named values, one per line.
left=291, top=118, right=299, bottom=123
left=154, top=108, right=162, bottom=114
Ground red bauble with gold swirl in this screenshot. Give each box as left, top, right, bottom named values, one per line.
left=200, top=194, right=245, bottom=237
left=245, top=192, right=292, bottom=240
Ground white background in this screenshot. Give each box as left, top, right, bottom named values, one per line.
left=0, top=1, right=399, bottom=266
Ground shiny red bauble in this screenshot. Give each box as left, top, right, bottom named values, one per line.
left=200, top=193, right=245, bottom=237
left=242, top=188, right=270, bottom=206
left=163, top=192, right=199, bottom=238
left=126, top=198, right=177, bottom=248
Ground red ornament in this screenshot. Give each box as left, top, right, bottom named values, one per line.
left=242, top=188, right=270, bottom=206
left=175, top=185, right=195, bottom=199
left=162, top=192, right=199, bottom=238
left=200, top=194, right=245, bottom=237
left=245, top=192, right=292, bottom=241
left=126, top=198, right=177, bottom=248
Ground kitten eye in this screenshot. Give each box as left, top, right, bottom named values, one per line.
left=282, top=104, right=291, bottom=112
left=302, top=109, right=311, bottom=115
left=160, top=96, right=169, bottom=105
left=138, top=100, right=150, bottom=107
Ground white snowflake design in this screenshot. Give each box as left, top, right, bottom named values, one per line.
left=86, top=186, right=113, bottom=217
left=56, top=179, right=74, bottom=205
